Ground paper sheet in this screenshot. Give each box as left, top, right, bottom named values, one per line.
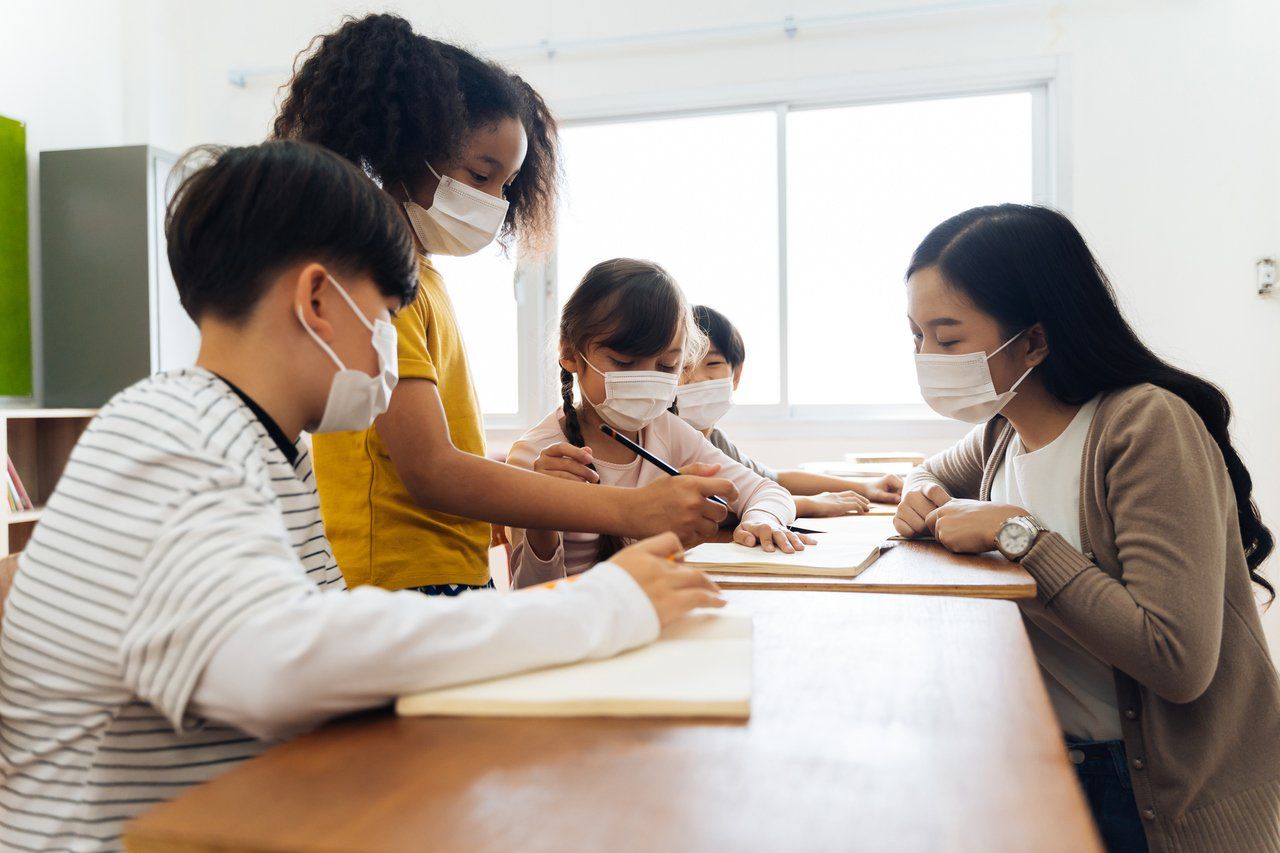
left=396, top=611, right=752, bottom=719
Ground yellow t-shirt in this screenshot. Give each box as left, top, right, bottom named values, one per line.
left=313, top=257, right=490, bottom=589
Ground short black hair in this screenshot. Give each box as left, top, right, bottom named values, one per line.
left=692, top=305, right=746, bottom=370
left=165, top=140, right=418, bottom=323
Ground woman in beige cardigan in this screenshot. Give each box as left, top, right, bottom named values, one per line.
left=895, top=204, right=1279, bottom=853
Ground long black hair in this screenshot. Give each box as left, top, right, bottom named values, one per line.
left=559, top=258, right=705, bottom=561
left=907, top=204, right=1273, bottom=603
left=272, top=13, right=559, bottom=253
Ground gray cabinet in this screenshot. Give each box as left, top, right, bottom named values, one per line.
left=39, top=145, right=199, bottom=407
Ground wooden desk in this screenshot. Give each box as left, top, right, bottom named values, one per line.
left=711, top=538, right=1037, bottom=600
left=126, top=593, right=1098, bottom=853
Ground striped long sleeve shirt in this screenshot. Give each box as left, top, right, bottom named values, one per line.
left=0, top=368, right=658, bottom=851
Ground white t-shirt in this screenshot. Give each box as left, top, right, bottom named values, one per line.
left=989, top=397, right=1122, bottom=741
left=0, top=368, right=657, bottom=851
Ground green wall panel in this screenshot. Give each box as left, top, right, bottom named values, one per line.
left=0, top=116, right=32, bottom=397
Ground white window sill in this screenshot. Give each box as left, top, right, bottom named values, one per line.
left=485, top=413, right=970, bottom=455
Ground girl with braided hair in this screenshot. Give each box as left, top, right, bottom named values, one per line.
left=277, top=14, right=736, bottom=595
left=505, top=259, right=811, bottom=590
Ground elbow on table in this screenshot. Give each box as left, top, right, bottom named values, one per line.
left=220, top=687, right=324, bottom=742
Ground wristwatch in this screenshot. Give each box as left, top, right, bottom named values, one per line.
left=995, top=516, right=1046, bottom=561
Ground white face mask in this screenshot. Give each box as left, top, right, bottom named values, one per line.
left=675, top=377, right=734, bottom=431
left=578, top=354, right=678, bottom=433
left=297, top=275, right=399, bottom=434
left=914, top=329, right=1033, bottom=424
left=401, top=162, right=509, bottom=257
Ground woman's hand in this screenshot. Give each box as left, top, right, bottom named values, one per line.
left=925, top=500, right=1032, bottom=554
left=865, top=474, right=904, bottom=505
left=798, top=491, right=871, bottom=517
left=533, top=442, right=599, bottom=484
left=733, top=518, right=816, bottom=554
left=892, top=483, right=953, bottom=537
left=610, top=533, right=725, bottom=626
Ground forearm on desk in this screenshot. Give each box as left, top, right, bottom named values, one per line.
left=190, top=565, right=658, bottom=740
left=778, top=470, right=871, bottom=497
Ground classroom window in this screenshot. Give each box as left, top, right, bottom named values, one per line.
left=556, top=111, right=782, bottom=405
left=433, top=247, right=520, bottom=416
left=467, top=87, right=1044, bottom=426
left=785, top=92, right=1036, bottom=406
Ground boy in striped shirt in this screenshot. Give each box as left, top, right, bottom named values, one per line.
left=0, top=141, right=725, bottom=851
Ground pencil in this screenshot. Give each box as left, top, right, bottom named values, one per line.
left=598, top=423, right=730, bottom=509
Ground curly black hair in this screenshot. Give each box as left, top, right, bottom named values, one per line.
left=273, top=13, right=559, bottom=253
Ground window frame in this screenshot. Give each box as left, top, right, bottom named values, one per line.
left=493, top=57, right=1067, bottom=434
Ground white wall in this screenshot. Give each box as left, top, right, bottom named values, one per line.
left=6, top=0, right=1279, bottom=651
left=0, top=0, right=131, bottom=402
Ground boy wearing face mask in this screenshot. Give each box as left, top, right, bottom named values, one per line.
left=0, top=143, right=727, bottom=852
left=505, top=261, right=809, bottom=590
left=678, top=306, right=904, bottom=517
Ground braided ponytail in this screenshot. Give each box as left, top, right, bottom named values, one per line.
left=560, top=367, right=626, bottom=562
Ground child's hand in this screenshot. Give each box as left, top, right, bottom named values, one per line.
left=865, top=474, right=904, bottom=504
left=893, top=483, right=952, bottom=538
left=803, top=491, right=871, bottom=517
left=733, top=518, right=816, bottom=554
left=610, top=533, right=725, bottom=626
left=632, top=464, right=738, bottom=546
left=533, top=442, right=600, bottom=484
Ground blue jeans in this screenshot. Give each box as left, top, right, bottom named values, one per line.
left=1066, top=739, right=1149, bottom=853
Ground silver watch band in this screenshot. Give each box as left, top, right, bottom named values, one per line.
left=997, top=515, right=1045, bottom=560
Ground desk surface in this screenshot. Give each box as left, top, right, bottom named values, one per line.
left=126, top=592, right=1097, bottom=853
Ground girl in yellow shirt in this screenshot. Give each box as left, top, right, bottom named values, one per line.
left=274, top=14, right=736, bottom=594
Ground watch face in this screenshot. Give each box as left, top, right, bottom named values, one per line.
left=999, top=522, right=1033, bottom=554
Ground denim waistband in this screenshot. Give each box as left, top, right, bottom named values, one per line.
left=1065, top=738, right=1132, bottom=788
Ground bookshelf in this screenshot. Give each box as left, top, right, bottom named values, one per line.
left=2, top=408, right=95, bottom=556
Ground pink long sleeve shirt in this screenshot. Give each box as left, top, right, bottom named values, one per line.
left=506, top=409, right=796, bottom=588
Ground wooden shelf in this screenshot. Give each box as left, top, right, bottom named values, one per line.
left=4, top=508, right=43, bottom=525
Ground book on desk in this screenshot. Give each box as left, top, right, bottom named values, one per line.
left=397, top=611, right=753, bottom=719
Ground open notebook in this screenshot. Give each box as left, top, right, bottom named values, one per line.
left=683, top=520, right=898, bottom=578
left=397, top=611, right=752, bottom=719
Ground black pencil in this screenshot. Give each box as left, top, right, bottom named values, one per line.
left=598, top=423, right=730, bottom=509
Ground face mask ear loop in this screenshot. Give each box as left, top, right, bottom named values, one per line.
left=578, top=352, right=610, bottom=379
left=325, top=275, right=375, bottom=333
left=986, top=327, right=1035, bottom=393
left=572, top=353, right=604, bottom=411
left=987, top=327, right=1030, bottom=360
left=1008, top=363, right=1037, bottom=394
left=296, top=305, right=346, bottom=372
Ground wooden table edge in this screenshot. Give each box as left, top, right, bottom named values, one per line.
left=707, top=575, right=1037, bottom=599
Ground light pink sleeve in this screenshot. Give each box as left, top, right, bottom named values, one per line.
left=664, top=415, right=796, bottom=527
left=504, top=411, right=584, bottom=589
left=508, top=528, right=569, bottom=589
